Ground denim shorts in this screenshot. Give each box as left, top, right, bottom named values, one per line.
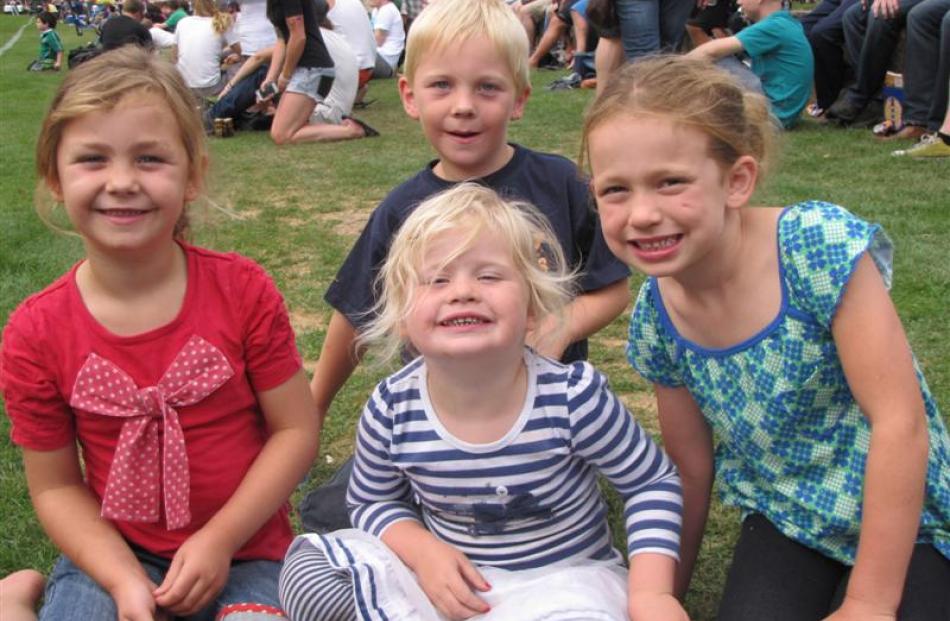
left=39, top=550, right=284, bottom=620
left=285, top=66, right=335, bottom=104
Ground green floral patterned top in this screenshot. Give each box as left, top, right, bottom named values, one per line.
left=627, top=201, right=950, bottom=564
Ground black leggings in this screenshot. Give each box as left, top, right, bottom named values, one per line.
left=717, top=514, right=950, bottom=621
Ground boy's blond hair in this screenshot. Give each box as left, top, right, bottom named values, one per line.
left=403, top=0, right=531, bottom=94
left=359, top=183, right=575, bottom=364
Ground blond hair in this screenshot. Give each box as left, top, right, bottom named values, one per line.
left=360, top=183, right=575, bottom=363
left=581, top=55, right=779, bottom=180
left=403, top=0, right=530, bottom=94
left=35, top=46, right=207, bottom=239
left=193, top=0, right=232, bottom=35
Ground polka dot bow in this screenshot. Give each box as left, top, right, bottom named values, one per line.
left=69, top=335, right=234, bottom=530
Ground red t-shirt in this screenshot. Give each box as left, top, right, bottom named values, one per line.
left=0, top=245, right=302, bottom=561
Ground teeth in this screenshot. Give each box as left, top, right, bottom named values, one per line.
left=444, top=317, right=485, bottom=326
left=638, top=237, right=677, bottom=251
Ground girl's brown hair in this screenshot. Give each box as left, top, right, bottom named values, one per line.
left=35, top=46, right=207, bottom=239
left=581, top=55, right=779, bottom=180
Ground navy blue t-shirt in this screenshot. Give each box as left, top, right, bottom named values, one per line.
left=325, top=144, right=629, bottom=363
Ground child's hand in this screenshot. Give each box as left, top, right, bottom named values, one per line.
left=412, top=538, right=491, bottom=620
left=111, top=575, right=161, bottom=621
left=153, top=529, right=233, bottom=616
left=822, top=595, right=896, bottom=621
left=628, top=591, right=690, bottom=621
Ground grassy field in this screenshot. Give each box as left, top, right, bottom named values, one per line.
left=1, top=14, right=948, bottom=619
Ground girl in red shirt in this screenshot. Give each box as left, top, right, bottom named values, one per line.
left=1, top=47, right=318, bottom=621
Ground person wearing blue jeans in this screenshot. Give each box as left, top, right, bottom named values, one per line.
left=827, top=0, right=927, bottom=125
left=40, top=552, right=283, bottom=620
left=802, top=0, right=860, bottom=115
left=207, top=64, right=271, bottom=129
left=615, top=0, right=694, bottom=58
left=901, top=0, right=949, bottom=135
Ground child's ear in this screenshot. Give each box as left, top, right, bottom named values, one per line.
left=184, top=155, right=208, bottom=202
left=510, top=86, right=531, bottom=121
left=398, top=76, right=420, bottom=120
left=725, top=155, right=758, bottom=209
left=46, top=174, right=63, bottom=202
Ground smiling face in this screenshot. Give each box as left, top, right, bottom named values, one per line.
left=49, top=93, right=199, bottom=258
left=399, top=35, right=530, bottom=181
left=402, top=226, right=534, bottom=364
left=589, top=114, right=755, bottom=279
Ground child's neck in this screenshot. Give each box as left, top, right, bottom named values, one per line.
left=76, top=240, right=188, bottom=336
left=660, top=207, right=783, bottom=349
left=425, top=349, right=528, bottom=444
left=756, top=2, right=783, bottom=20
left=433, top=144, right=515, bottom=183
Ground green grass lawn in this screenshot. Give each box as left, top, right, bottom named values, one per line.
left=1, top=14, right=948, bottom=620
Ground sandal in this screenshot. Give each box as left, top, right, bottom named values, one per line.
left=806, top=102, right=824, bottom=118
left=343, top=116, right=380, bottom=138
left=872, top=119, right=899, bottom=138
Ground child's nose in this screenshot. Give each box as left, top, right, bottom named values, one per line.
left=450, top=89, right=476, bottom=116
left=106, top=162, right=139, bottom=193
left=449, top=275, right=477, bottom=301
left=626, top=193, right=662, bottom=228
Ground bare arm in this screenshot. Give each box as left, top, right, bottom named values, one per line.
left=628, top=553, right=690, bottom=621
left=279, top=15, right=306, bottom=87
left=308, top=310, right=364, bottom=424
left=154, top=370, right=320, bottom=614
left=220, top=46, right=274, bottom=97
left=374, top=28, right=387, bottom=47
left=655, top=384, right=714, bottom=599
left=381, top=520, right=490, bottom=620
left=686, top=35, right=743, bottom=61
left=23, top=446, right=159, bottom=621
left=264, top=35, right=286, bottom=85
left=824, top=254, right=928, bottom=620
left=529, top=279, right=630, bottom=359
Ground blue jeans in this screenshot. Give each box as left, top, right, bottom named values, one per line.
left=842, top=0, right=927, bottom=106
left=615, top=0, right=694, bottom=59
left=805, top=0, right=860, bottom=109
left=902, top=0, right=950, bottom=129
left=717, top=56, right=765, bottom=95
left=39, top=551, right=283, bottom=621
left=209, top=64, right=269, bottom=125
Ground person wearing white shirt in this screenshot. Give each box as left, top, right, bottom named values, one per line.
left=369, top=0, right=404, bottom=77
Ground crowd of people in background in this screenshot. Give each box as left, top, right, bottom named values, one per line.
left=18, top=0, right=949, bottom=156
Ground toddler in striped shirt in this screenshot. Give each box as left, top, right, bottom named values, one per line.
left=279, top=183, right=687, bottom=621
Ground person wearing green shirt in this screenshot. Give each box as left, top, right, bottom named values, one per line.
left=34, top=12, right=63, bottom=71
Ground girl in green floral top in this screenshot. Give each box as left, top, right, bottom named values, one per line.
left=581, top=55, right=950, bottom=621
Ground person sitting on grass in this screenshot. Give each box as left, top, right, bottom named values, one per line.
left=154, top=0, right=189, bottom=33
left=687, top=0, right=813, bottom=128
left=99, top=0, right=153, bottom=51
left=1, top=47, right=319, bottom=621
left=279, top=183, right=686, bottom=621
left=30, top=12, right=63, bottom=72
left=882, top=0, right=948, bottom=145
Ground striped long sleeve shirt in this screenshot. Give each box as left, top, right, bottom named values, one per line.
left=347, top=350, right=683, bottom=570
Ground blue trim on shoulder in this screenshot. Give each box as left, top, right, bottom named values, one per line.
left=649, top=205, right=791, bottom=357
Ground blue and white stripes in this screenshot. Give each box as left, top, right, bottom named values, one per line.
left=347, top=350, right=682, bottom=568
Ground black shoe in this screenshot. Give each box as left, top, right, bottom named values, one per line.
left=825, top=98, right=864, bottom=125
